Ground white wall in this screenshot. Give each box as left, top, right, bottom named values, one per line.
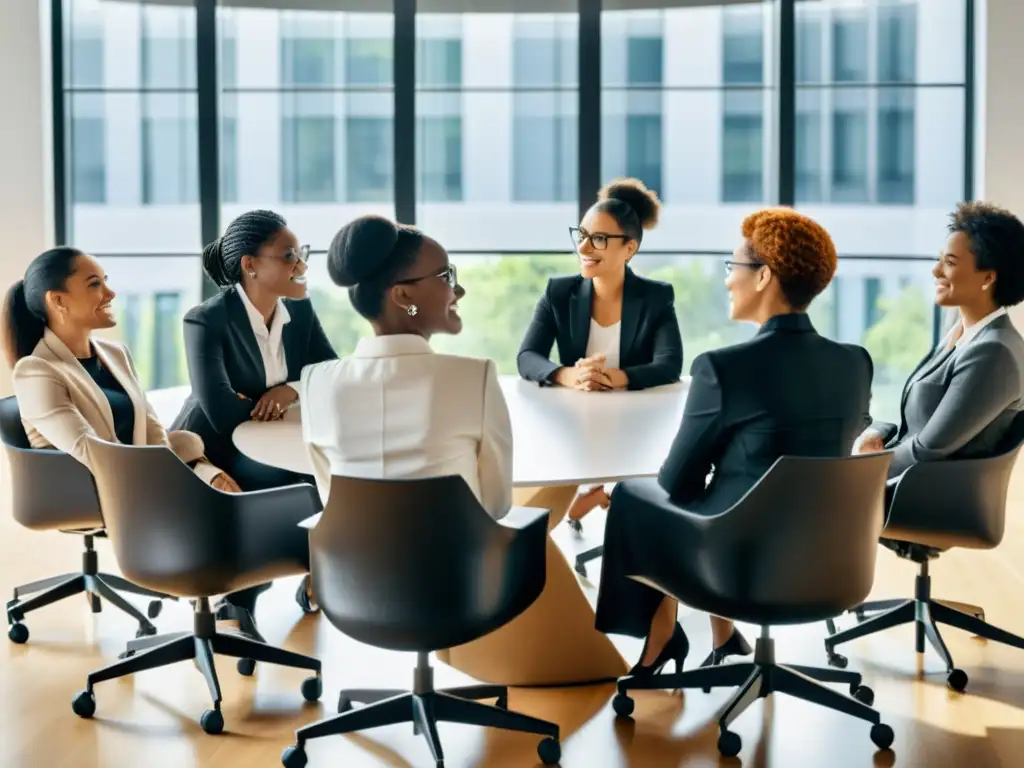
left=0, top=1, right=52, bottom=397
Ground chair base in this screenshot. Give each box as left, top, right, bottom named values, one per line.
left=282, top=652, right=561, bottom=768
left=824, top=561, right=1024, bottom=692
left=70, top=597, right=322, bottom=734
left=7, top=534, right=173, bottom=643
left=574, top=544, right=603, bottom=577
left=614, top=629, right=893, bottom=758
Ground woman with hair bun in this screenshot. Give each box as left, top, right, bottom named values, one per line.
left=299, top=215, right=513, bottom=520
left=172, top=209, right=336, bottom=616
left=516, top=178, right=684, bottom=528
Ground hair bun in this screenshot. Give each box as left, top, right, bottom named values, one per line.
left=598, top=177, right=661, bottom=230
left=327, top=215, right=401, bottom=288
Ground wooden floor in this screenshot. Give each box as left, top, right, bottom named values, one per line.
left=3, top=459, right=1024, bottom=767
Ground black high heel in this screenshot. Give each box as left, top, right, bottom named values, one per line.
left=628, top=622, right=689, bottom=677
left=699, top=628, right=752, bottom=668
left=295, top=575, right=319, bottom=615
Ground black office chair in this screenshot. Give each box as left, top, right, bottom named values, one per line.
left=281, top=475, right=561, bottom=768
left=825, top=412, right=1024, bottom=692
left=611, top=454, right=895, bottom=758
left=1, top=396, right=169, bottom=643
left=70, top=437, right=323, bottom=735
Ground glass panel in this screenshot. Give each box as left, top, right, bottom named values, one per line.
left=415, top=4, right=579, bottom=252
left=95, top=256, right=202, bottom=391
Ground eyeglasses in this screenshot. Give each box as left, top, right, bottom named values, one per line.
left=569, top=227, right=630, bottom=252
left=277, top=245, right=310, bottom=266
left=724, top=260, right=765, bottom=275
left=394, top=263, right=458, bottom=289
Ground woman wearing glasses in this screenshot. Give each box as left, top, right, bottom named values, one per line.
left=594, top=209, right=872, bottom=677
left=298, top=215, right=513, bottom=521
left=173, top=209, right=336, bottom=616
left=517, top=178, right=683, bottom=525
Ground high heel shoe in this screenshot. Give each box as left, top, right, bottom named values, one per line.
left=699, top=628, right=752, bottom=668
left=628, top=622, right=690, bottom=677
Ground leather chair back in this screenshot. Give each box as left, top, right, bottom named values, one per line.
left=884, top=410, right=1024, bottom=550
left=0, top=396, right=103, bottom=531
left=311, top=475, right=547, bottom=652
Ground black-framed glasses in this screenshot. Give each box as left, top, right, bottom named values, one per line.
left=724, top=260, right=765, bottom=275
left=278, top=245, right=310, bottom=265
left=394, top=263, right=458, bottom=289
left=569, top=226, right=630, bottom=251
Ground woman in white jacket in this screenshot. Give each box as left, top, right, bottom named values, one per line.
left=299, top=215, right=513, bottom=518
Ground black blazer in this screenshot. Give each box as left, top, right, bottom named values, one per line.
left=171, top=286, right=337, bottom=469
left=516, top=268, right=683, bottom=391
left=657, top=313, right=873, bottom=516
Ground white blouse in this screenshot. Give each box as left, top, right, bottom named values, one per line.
left=234, top=284, right=294, bottom=390
left=585, top=319, right=621, bottom=369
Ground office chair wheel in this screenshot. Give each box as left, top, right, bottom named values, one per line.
left=147, top=600, right=163, bottom=620
left=135, top=623, right=157, bottom=638
left=200, top=708, right=224, bottom=735
left=851, top=685, right=875, bottom=706
left=281, top=745, right=307, bottom=768
left=870, top=723, right=894, bottom=750
left=826, top=651, right=848, bottom=669
left=337, top=693, right=352, bottom=713
left=717, top=729, right=742, bottom=758
left=300, top=676, right=322, bottom=702
left=236, top=657, right=256, bottom=677
left=538, top=737, right=561, bottom=765
left=71, top=691, right=96, bottom=719
left=8, top=622, right=28, bottom=644
left=947, top=668, right=969, bottom=692
left=612, top=692, right=634, bottom=718
left=567, top=519, right=583, bottom=534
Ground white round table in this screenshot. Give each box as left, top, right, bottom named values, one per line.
left=227, top=374, right=690, bottom=688
left=231, top=375, right=689, bottom=487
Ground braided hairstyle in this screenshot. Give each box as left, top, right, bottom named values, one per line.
left=327, top=215, right=425, bottom=319
left=202, top=209, right=288, bottom=287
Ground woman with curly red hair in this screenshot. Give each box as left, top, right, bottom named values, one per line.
left=593, top=208, right=874, bottom=677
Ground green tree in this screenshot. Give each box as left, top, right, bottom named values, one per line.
left=862, top=286, right=930, bottom=373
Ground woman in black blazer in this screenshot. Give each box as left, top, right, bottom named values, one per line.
left=172, top=209, right=337, bottom=616
left=517, top=178, right=683, bottom=523
left=594, top=209, right=873, bottom=678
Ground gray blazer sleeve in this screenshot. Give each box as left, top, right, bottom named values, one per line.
left=889, top=340, right=1022, bottom=477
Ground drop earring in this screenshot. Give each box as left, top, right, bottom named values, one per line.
left=406, top=305, right=419, bottom=317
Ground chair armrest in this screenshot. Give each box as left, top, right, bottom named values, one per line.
left=234, top=483, right=323, bottom=528
left=497, top=505, right=550, bottom=532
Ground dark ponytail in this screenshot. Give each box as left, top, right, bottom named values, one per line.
left=202, top=209, right=287, bottom=287
left=2, top=247, right=83, bottom=368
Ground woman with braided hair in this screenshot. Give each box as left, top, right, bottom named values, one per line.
left=172, top=209, right=336, bottom=616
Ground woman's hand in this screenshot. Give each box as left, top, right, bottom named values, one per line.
left=568, top=485, right=612, bottom=521
left=210, top=471, right=242, bottom=494
left=251, top=385, right=298, bottom=421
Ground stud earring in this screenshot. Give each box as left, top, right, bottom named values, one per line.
left=406, top=305, right=418, bottom=317
left=983, top=284, right=990, bottom=290
left=248, top=271, right=257, bottom=278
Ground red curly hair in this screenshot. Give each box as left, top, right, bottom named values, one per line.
left=740, top=208, right=837, bottom=309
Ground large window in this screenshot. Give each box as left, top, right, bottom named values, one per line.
left=57, top=0, right=971, bottom=421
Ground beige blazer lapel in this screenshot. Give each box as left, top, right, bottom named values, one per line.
left=40, top=330, right=120, bottom=443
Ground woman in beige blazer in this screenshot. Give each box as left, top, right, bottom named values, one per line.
left=2, top=247, right=238, bottom=491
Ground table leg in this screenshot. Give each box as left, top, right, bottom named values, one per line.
left=435, top=485, right=628, bottom=686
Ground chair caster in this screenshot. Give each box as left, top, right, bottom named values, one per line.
left=136, top=623, right=157, bottom=638
left=236, top=657, right=256, bottom=676
left=947, top=668, right=969, bottom=692
left=538, top=737, right=561, bottom=765
left=200, top=708, right=224, bottom=735
left=147, top=600, right=163, bottom=620
left=282, top=745, right=307, bottom=768
left=826, top=650, right=848, bottom=669
left=300, top=676, right=322, bottom=702
left=612, top=692, right=634, bottom=718
left=851, top=685, right=874, bottom=706
left=8, top=622, right=28, bottom=644
left=567, top=518, right=583, bottom=534
left=72, top=690, right=96, bottom=719
left=870, top=723, right=894, bottom=750
left=337, top=693, right=352, bottom=713
left=717, top=729, right=742, bottom=757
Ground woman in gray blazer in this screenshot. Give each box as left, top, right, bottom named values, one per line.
left=857, top=201, right=1024, bottom=479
